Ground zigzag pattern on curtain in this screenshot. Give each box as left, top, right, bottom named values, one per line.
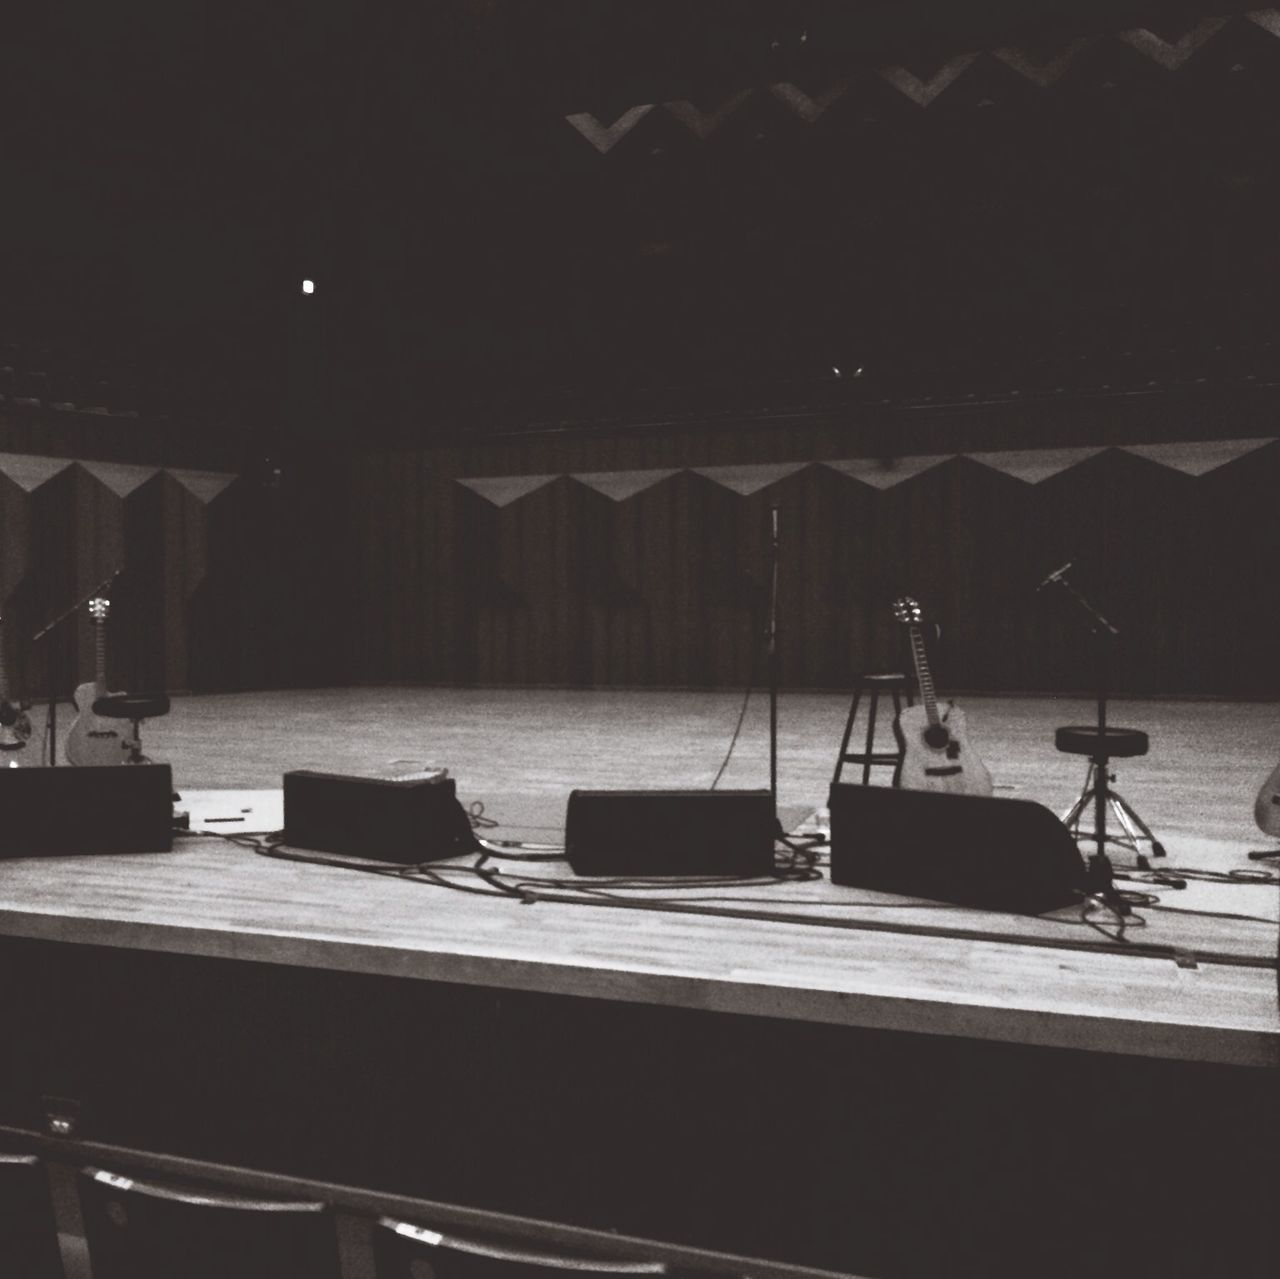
left=456, top=438, right=1277, bottom=505
left=0, top=453, right=237, bottom=501
left=567, top=10, right=1280, bottom=150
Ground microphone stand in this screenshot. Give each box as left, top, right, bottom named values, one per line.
left=761, top=508, right=817, bottom=857
left=31, top=572, right=118, bottom=767
left=1040, top=568, right=1125, bottom=901
left=1044, top=568, right=1118, bottom=736
left=767, top=504, right=780, bottom=818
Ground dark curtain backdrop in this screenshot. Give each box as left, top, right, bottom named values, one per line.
left=0, top=453, right=351, bottom=703
left=347, top=434, right=1280, bottom=697
left=4, top=401, right=1278, bottom=699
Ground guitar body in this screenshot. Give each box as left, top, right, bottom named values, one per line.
left=0, top=706, right=32, bottom=764
left=65, top=680, right=136, bottom=766
left=1255, top=760, right=1280, bottom=837
left=0, top=617, right=32, bottom=764
left=890, top=596, right=995, bottom=798
left=895, top=704, right=994, bottom=797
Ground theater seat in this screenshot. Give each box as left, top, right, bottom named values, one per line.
left=78, top=1167, right=341, bottom=1279
left=0, top=1154, right=64, bottom=1278
left=373, top=1217, right=718, bottom=1279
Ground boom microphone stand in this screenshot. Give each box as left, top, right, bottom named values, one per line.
left=767, top=504, right=780, bottom=816
left=1039, top=564, right=1151, bottom=905
left=759, top=505, right=821, bottom=857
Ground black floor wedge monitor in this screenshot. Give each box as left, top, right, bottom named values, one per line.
left=566, top=789, right=776, bottom=876
left=829, top=783, right=1088, bottom=914
left=283, top=770, right=476, bottom=864
left=0, top=764, right=174, bottom=858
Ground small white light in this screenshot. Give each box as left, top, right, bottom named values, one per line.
left=301, top=279, right=315, bottom=295
left=832, top=366, right=841, bottom=378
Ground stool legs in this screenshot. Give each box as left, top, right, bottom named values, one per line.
left=862, top=691, right=880, bottom=786
left=832, top=688, right=864, bottom=786
left=1062, top=762, right=1167, bottom=864
left=832, top=683, right=908, bottom=786
left=1108, top=786, right=1166, bottom=859
left=124, top=718, right=153, bottom=765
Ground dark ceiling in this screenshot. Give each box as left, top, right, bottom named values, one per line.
left=1, top=1, right=1277, bottom=444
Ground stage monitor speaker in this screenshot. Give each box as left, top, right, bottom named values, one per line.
left=0, top=764, right=173, bottom=858
left=565, top=789, right=776, bottom=877
left=283, top=771, right=476, bottom=864
left=828, top=783, right=1088, bottom=914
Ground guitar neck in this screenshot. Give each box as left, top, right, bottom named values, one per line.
left=94, top=617, right=107, bottom=690
left=907, top=626, right=942, bottom=726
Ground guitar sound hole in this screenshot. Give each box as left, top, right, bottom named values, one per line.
left=923, top=725, right=951, bottom=750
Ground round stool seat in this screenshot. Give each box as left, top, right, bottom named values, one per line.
left=1055, top=725, right=1148, bottom=758
left=93, top=693, right=171, bottom=720
left=854, top=672, right=913, bottom=689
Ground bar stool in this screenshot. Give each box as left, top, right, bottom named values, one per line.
left=1056, top=726, right=1166, bottom=865
left=832, top=673, right=915, bottom=787
left=373, top=1217, right=707, bottom=1279
left=0, top=1154, right=64, bottom=1279
left=91, top=694, right=170, bottom=764
left=77, top=1168, right=341, bottom=1279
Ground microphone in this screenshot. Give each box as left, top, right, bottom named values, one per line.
left=1036, top=561, right=1072, bottom=592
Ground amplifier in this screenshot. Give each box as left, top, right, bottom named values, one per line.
left=0, top=764, right=174, bottom=858
left=565, top=789, right=777, bottom=876
left=828, top=782, right=1087, bottom=914
left=282, top=770, right=476, bottom=864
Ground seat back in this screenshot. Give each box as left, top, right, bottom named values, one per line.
left=0, top=1154, right=64, bottom=1279
left=78, top=1167, right=342, bottom=1279
left=374, top=1217, right=670, bottom=1279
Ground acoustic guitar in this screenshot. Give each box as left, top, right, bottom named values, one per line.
left=891, top=596, right=993, bottom=797
left=0, top=615, right=33, bottom=764
left=1254, top=761, right=1280, bottom=837
left=65, top=597, right=137, bottom=766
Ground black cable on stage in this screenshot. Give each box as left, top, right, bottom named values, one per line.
left=709, top=592, right=764, bottom=790
left=1079, top=894, right=1144, bottom=944
left=1116, top=865, right=1279, bottom=888
left=709, top=682, right=756, bottom=791
left=1141, top=901, right=1280, bottom=927
left=466, top=800, right=499, bottom=830
left=484, top=881, right=1237, bottom=964
left=193, top=829, right=1276, bottom=971
left=475, top=843, right=563, bottom=861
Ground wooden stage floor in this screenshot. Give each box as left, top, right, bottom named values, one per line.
left=55, top=684, right=1280, bottom=849
left=4, top=685, right=1278, bottom=1066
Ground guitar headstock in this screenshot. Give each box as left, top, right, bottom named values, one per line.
left=891, top=595, right=925, bottom=626
left=88, top=597, right=111, bottom=623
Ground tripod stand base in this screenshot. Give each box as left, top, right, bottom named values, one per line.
left=1062, top=764, right=1167, bottom=866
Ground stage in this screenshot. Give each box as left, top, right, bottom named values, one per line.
left=26, top=682, right=1280, bottom=836
left=0, top=687, right=1277, bottom=1278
